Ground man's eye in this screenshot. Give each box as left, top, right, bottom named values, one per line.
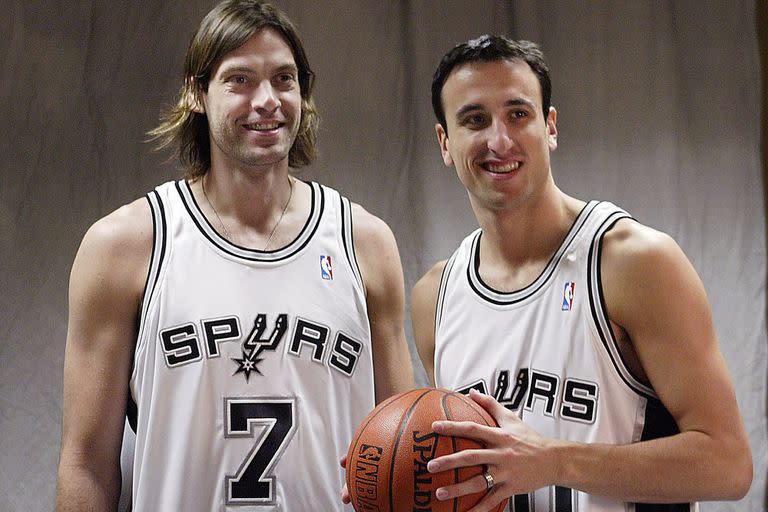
left=277, top=73, right=296, bottom=84
left=512, top=110, right=528, bottom=118
left=464, top=114, right=487, bottom=127
left=227, top=75, right=247, bottom=85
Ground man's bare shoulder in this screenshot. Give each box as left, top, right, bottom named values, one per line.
left=600, top=216, right=707, bottom=344
left=414, top=260, right=448, bottom=293
left=349, top=202, right=394, bottom=247
left=72, top=197, right=154, bottom=299
left=411, top=260, right=448, bottom=331
left=84, top=198, right=153, bottom=257
left=412, top=260, right=448, bottom=317
left=601, top=218, right=683, bottom=276
left=348, top=202, right=402, bottom=293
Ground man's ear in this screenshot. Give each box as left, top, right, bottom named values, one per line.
left=546, top=106, right=557, bottom=151
left=435, top=123, right=453, bottom=167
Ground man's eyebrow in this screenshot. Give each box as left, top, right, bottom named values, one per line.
left=274, top=63, right=298, bottom=73
left=505, top=98, right=536, bottom=109
left=455, top=103, right=484, bottom=119
left=455, top=98, right=537, bottom=119
left=216, top=65, right=254, bottom=76
left=217, top=62, right=298, bottom=76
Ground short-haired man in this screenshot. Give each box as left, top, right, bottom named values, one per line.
left=412, top=35, right=751, bottom=511
left=55, top=1, right=413, bottom=510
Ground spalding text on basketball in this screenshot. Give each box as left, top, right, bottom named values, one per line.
left=412, top=430, right=439, bottom=511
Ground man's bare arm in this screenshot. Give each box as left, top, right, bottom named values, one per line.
left=411, top=261, right=447, bottom=387
left=426, top=221, right=752, bottom=508
left=55, top=199, right=152, bottom=511
left=352, top=204, right=414, bottom=402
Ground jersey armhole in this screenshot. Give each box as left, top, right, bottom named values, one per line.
left=587, top=211, right=657, bottom=400
left=434, top=254, right=457, bottom=341
left=339, top=194, right=365, bottom=292
left=129, top=191, right=169, bottom=409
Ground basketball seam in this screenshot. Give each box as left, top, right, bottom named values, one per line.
left=455, top=391, right=494, bottom=426
left=388, top=388, right=434, bottom=512
left=446, top=391, right=500, bottom=511
left=441, top=392, right=461, bottom=512
left=347, top=390, right=420, bottom=511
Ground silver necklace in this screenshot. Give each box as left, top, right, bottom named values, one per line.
left=201, top=175, right=294, bottom=251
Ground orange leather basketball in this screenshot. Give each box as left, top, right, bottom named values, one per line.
left=345, top=388, right=507, bottom=512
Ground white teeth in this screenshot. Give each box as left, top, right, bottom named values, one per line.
left=245, top=122, right=279, bottom=130
left=486, top=161, right=520, bottom=173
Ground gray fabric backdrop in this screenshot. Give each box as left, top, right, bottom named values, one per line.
left=1, top=1, right=765, bottom=510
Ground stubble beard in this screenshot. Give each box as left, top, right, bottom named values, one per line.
left=210, top=117, right=299, bottom=170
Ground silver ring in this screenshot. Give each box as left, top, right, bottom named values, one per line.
left=483, top=470, right=495, bottom=490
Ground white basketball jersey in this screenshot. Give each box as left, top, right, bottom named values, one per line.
left=127, top=180, right=374, bottom=511
left=434, top=201, right=697, bottom=512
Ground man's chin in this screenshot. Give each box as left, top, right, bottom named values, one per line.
left=238, top=148, right=291, bottom=169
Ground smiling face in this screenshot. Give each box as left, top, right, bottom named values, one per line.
left=198, top=27, right=302, bottom=173
left=436, top=58, right=558, bottom=212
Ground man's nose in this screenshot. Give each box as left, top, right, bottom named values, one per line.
left=487, top=120, right=515, bottom=154
left=251, top=81, right=279, bottom=114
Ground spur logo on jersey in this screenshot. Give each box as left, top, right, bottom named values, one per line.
left=561, top=281, right=575, bottom=311
left=457, top=368, right=599, bottom=424
left=232, top=314, right=288, bottom=381
left=158, top=313, right=364, bottom=380
left=320, top=255, right=333, bottom=280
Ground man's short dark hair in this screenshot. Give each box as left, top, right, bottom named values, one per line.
left=431, top=35, right=551, bottom=131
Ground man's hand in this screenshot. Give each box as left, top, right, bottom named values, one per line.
left=339, top=454, right=351, bottom=504
left=426, top=389, right=561, bottom=512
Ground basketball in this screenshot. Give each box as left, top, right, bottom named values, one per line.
left=345, top=388, right=508, bottom=512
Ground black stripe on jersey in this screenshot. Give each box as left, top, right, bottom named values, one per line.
left=630, top=402, right=695, bottom=512
left=587, top=212, right=656, bottom=400
left=140, top=191, right=167, bottom=323
left=434, top=254, right=457, bottom=331
left=466, top=201, right=599, bottom=306
left=174, top=179, right=324, bottom=262
left=636, top=504, right=693, bottom=512
left=127, top=394, right=138, bottom=434
left=339, top=194, right=364, bottom=290
left=511, top=493, right=530, bottom=511
left=636, top=396, right=690, bottom=511
left=640, top=396, right=682, bottom=440
left=131, top=191, right=168, bottom=431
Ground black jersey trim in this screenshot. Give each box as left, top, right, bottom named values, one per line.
left=636, top=503, right=693, bottom=512
left=435, top=253, right=458, bottom=332
left=127, top=394, right=138, bottom=434
left=175, top=179, right=324, bottom=263
left=466, top=201, right=599, bottom=306
left=140, top=191, right=167, bottom=323
left=132, top=191, right=168, bottom=428
left=634, top=399, right=692, bottom=510
left=587, top=211, right=657, bottom=400
left=339, top=194, right=364, bottom=290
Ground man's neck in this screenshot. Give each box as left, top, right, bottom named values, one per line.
left=194, top=159, right=307, bottom=249
left=205, top=159, right=293, bottom=228
left=472, top=184, right=585, bottom=292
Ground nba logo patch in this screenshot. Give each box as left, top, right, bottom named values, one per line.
left=320, top=255, right=333, bottom=280
left=562, top=281, right=575, bottom=311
